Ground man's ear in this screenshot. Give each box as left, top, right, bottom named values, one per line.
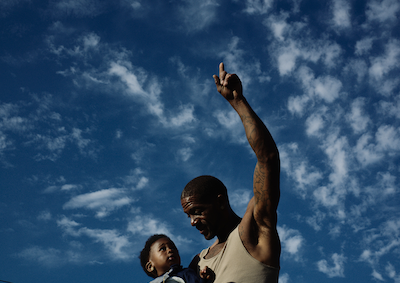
left=146, top=261, right=155, bottom=273
left=216, top=194, right=227, bottom=209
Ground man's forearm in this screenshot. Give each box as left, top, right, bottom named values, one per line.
left=232, top=96, right=280, bottom=217
left=231, top=98, right=279, bottom=163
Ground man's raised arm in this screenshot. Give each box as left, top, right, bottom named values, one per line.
left=213, top=62, right=280, bottom=267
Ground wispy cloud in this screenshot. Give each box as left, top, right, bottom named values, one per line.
left=57, top=216, right=133, bottom=261
left=243, top=0, right=273, bottom=15
left=330, top=0, right=351, bottom=30
left=177, top=0, right=219, bottom=32
left=17, top=246, right=66, bottom=267
left=127, top=215, right=172, bottom=236
left=277, top=225, right=304, bottom=261
left=48, top=0, right=105, bottom=18
left=317, top=253, right=346, bottom=278
left=366, top=0, right=400, bottom=23
left=63, top=188, right=134, bottom=218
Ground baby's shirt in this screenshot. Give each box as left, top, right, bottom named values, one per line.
left=149, top=264, right=208, bottom=283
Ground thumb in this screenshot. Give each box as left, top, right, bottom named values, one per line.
left=213, top=74, right=222, bottom=92
left=213, top=74, right=220, bottom=86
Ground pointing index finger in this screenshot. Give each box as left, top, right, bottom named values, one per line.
left=219, top=62, right=227, bottom=83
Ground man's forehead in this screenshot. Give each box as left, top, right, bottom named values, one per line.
left=181, top=195, right=205, bottom=208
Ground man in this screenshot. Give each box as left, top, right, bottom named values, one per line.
left=181, top=63, right=281, bottom=283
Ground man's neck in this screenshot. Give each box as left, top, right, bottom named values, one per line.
left=206, top=213, right=241, bottom=259
left=216, top=212, right=241, bottom=243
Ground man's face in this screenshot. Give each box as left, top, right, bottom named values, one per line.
left=148, top=237, right=181, bottom=277
left=181, top=195, right=220, bottom=240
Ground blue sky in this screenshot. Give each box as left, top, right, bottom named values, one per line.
left=1, top=0, right=399, bottom=282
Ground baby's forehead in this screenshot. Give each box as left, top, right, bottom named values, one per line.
left=151, top=237, right=176, bottom=249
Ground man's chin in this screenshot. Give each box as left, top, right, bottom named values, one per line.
left=203, top=232, right=215, bottom=240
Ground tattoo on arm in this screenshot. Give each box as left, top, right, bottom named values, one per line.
left=254, top=163, right=266, bottom=206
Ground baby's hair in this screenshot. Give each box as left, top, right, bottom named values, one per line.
left=139, top=234, right=169, bottom=278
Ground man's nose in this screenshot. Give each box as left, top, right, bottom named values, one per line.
left=190, top=215, right=198, bottom=226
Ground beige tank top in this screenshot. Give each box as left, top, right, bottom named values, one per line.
left=198, top=226, right=279, bottom=283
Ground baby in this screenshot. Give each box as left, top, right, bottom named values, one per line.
left=140, top=234, right=214, bottom=283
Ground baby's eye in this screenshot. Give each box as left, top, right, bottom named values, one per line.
left=160, top=247, right=166, bottom=251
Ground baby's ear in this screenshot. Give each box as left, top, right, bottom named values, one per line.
left=146, top=261, right=155, bottom=273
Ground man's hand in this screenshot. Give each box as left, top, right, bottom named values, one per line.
left=213, top=62, right=243, bottom=102
left=199, top=265, right=215, bottom=282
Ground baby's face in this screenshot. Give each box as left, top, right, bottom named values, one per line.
left=148, top=237, right=181, bottom=276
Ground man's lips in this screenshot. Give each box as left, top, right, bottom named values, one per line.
left=197, top=226, right=207, bottom=235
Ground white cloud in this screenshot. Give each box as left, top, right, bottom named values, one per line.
left=323, top=134, right=349, bottom=186
left=305, top=210, right=326, bottom=231
left=230, top=189, right=252, bottom=216
left=243, top=0, right=273, bottom=15
left=331, top=0, right=351, bottom=29
left=214, top=108, right=247, bottom=144
left=359, top=218, right=400, bottom=271
left=265, top=13, right=289, bottom=41
left=61, top=184, right=80, bottom=191
left=277, top=42, right=300, bottom=75
left=369, top=40, right=400, bottom=81
left=354, top=133, right=384, bottom=166
left=49, top=0, right=103, bottom=18
left=312, top=75, right=343, bottom=103
left=109, top=61, right=197, bottom=129
left=270, top=22, right=342, bottom=76
left=277, top=225, right=304, bottom=261
left=32, top=134, right=68, bottom=161
left=287, top=94, right=310, bottom=116
left=177, top=0, right=219, bottom=32
left=306, top=111, right=325, bottom=137
left=322, top=43, right=342, bottom=68
left=385, top=262, right=400, bottom=282
left=346, top=97, right=371, bottom=134
left=280, top=142, right=323, bottom=198
left=123, top=168, right=149, bottom=190
left=288, top=67, right=343, bottom=115
left=376, top=125, right=400, bottom=152
left=317, top=253, right=346, bottom=278
left=127, top=215, right=171, bottom=236
left=82, top=33, right=100, bottom=51
left=366, top=0, right=400, bottom=23
left=17, top=246, right=65, bottom=267
left=168, top=104, right=196, bottom=128
left=313, top=186, right=341, bottom=208
left=372, top=269, right=385, bottom=281
left=344, top=59, right=368, bottom=83
left=0, top=103, right=31, bottom=133
left=294, top=163, right=323, bottom=190
left=37, top=211, right=52, bottom=221
left=279, top=273, right=290, bottom=283
left=355, top=37, right=375, bottom=56
left=81, top=228, right=131, bottom=260
left=63, top=188, right=134, bottom=218
left=109, top=62, right=152, bottom=101
left=177, top=147, right=193, bottom=162
left=57, top=216, right=132, bottom=260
